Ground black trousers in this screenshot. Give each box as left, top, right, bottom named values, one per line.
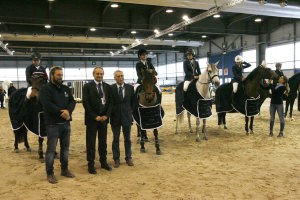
left=86, top=121, right=108, bottom=166
left=0, top=99, right=4, bottom=108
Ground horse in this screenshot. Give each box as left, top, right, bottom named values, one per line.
left=133, top=69, right=163, bottom=155
left=9, top=72, right=47, bottom=162
left=284, top=72, right=300, bottom=120
left=175, top=61, right=220, bottom=142
left=215, top=63, right=278, bottom=135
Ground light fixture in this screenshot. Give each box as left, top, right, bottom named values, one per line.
left=258, top=0, right=267, bottom=5
left=0, top=22, right=2, bottom=25
left=182, top=15, right=190, bottom=21
left=111, top=3, right=119, bottom=8
left=144, top=44, right=148, bottom=46
left=48, top=0, right=55, bottom=2
left=172, top=45, right=176, bottom=47
left=213, top=14, right=221, bottom=18
left=0, top=34, right=1, bottom=38
left=154, top=29, right=160, bottom=34
left=122, top=45, right=127, bottom=50
left=166, top=9, right=173, bottom=13
left=168, top=33, right=174, bottom=36
left=4, top=43, right=8, bottom=49
left=202, top=35, right=207, bottom=38
left=90, top=28, right=96, bottom=31
left=254, top=18, right=262, bottom=22
left=131, top=30, right=137, bottom=34
left=280, top=0, right=288, bottom=7
left=44, top=24, right=51, bottom=29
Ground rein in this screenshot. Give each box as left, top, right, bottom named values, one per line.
left=198, top=71, right=218, bottom=85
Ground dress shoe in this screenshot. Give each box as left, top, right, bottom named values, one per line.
left=126, top=159, right=134, bottom=166
left=61, top=169, right=75, bottom=178
left=47, top=174, right=58, bottom=184
left=114, top=160, right=120, bottom=168
left=101, top=163, right=112, bottom=171
left=88, top=167, right=97, bottom=174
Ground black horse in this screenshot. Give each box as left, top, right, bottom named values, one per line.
left=216, top=63, right=278, bottom=135
left=285, top=72, right=300, bottom=119
left=9, top=72, right=48, bottom=161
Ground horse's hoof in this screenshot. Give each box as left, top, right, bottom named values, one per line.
left=291, top=118, right=295, bottom=121
left=14, top=149, right=20, bottom=153
left=250, top=130, right=254, bottom=134
left=203, top=137, right=208, bottom=141
left=140, top=148, right=146, bottom=153
left=26, top=148, right=32, bottom=152
left=246, top=132, right=249, bottom=136
left=156, top=150, right=162, bottom=155
left=39, top=158, right=45, bottom=163
left=189, top=130, right=194, bottom=134
left=196, top=138, right=200, bottom=142
left=137, top=138, right=141, bottom=144
left=224, top=126, right=228, bottom=130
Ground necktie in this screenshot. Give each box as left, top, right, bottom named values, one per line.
left=97, top=83, right=103, bottom=98
left=118, top=86, right=123, bottom=101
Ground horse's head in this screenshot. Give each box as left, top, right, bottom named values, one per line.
left=139, top=69, right=157, bottom=106
left=205, top=61, right=220, bottom=87
left=259, top=61, right=278, bottom=80
left=31, top=72, right=47, bottom=98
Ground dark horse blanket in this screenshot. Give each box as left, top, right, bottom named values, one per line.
left=215, top=83, right=260, bottom=117
left=133, top=85, right=164, bottom=130
left=176, top=81, right=213, bottom=119
left=9, top=88, right=46, bottom=137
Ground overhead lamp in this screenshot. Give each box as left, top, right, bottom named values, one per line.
left=110, top=51, right=114, bottom=56
left=111, top=3, right=119, bottom=8
left=166, top=9, right=173, bottom=13
left=168, top=33, right=174, bottom=36
left=154, top=29, right=160, bottom=34
left=258, top=0, right=267, bottom=5
left=182, top=15, right=190, bottom=21
left=172, top=45, right=176, bottom=47
left=144, top=44, right=148, bottom=46
left=0, top=34, right=1, bottom=38
left=4, top=43, right=8, bottom=49
left=0, top=22, right=2, bottom=25
left=48, top=0, right=55, bottom=2
left=213, top=14, right=221, bottom=18
left=280, top=0, right=288, bottom=7
left=122, top=45, right=127, bottom=50
left=202, top=35, right=207, bottom=38
left=254, top=18, right=262, bottom=22
left=90, top=28, right=96, bottom=31
left=131, top=30, right=137, bottom=34
left=44, top=24, right=51, bottom=29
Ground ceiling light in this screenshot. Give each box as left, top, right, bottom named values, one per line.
left=202, top=35, right=207, bottom=38
left=4, top=43, right=8, bottom=49
left=144, top=44, right=148, bottom=46
left=0, top=22, right=2, bottom=25
left=0, top=34, right=2, bottom=38
left=90, top=28, right=96, bottom=31
left=258, top=0, right=267, bottom=5
left=213, top=14, right=221, bottom=18
left=254, top=18, right=262, bottom=22
left=111, top=3, right=119, bottom=8
left=122, top=45, right=127, bottom=50
left=172, top=45, right=176, bottom=47
left=131, top=30, right=137, bottom=34
left=154, top=29, right=160, bottom=34
left=166, top=9, right=173, bottom=13
left=280, top=0, right=288, bottom=7
left=44, top=24, right=51, bottom=29
left=168, top=33, right=174, bottom=36
left=182, top=15, right=190, bottom=21
left=48, top=0, right=55, bottom=2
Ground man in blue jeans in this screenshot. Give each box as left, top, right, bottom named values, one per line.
left=39, top=66, right=76, bottom=184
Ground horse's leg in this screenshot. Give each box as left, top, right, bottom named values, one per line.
left=136, top=124, right=141, bottom=144
left=245, top=116, right=249, bottom=135
left=24, top=130, right=31, bottom=152
left=202, top=119, right=208, bottom=140
left=290, top=98, right=296, bottom=120
left=187, top=112, right=193, bottom=133
left=217, top=113, right=222, bottom=128
left=175, top=115, right=179, bottom=134
left=195, top=118, right=200, bottom=142
left=223, top=113, right=227, bottom=129
left=14, top=131, right=19, bottom=153
left=153, top=129, right=161, bottom=155
left=38, top=137, right=44, bottom=162
left=250, top=116, right=254, bottom=134
left=140, top=129, right=146, bottom=153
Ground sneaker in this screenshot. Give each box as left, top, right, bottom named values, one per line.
left=47, top=174, right=58, bottom=184
left=277, top=133, right=284, bottom=137
left=126, top=159, right=134, bottom=166
left=61, top=169, right=75, bottom=178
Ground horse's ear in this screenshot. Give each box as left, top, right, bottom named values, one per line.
left=261, top=60, right=267, bottom=68
left=214, top=60, right=220, bottom=66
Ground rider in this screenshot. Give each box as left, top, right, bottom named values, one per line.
left=26, top=52, right=48, bottom=86
left=136, top=49, right=157, bottom=84
left=232, top=55, right=251, bottom=94
left=183, top=48, right=201, bottom=91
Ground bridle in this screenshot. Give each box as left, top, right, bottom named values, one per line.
left=198, top=66, right=219, bottom=85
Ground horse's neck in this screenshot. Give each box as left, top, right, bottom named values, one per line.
left=245, top=74, right=263, bottom=97
left=196, top=71, right=210, bottom=99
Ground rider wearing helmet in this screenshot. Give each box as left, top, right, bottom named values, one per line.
left=183, top=48, right=201, bottom=91
left=26, top=52, right=48, bottom=86
left=136, top=49, right=157, bottom=84
left=232, top=55, right=251, bottom=93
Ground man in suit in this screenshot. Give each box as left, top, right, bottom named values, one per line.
left=82, top=66, right=113, bottom=174
left=25, top=52, right=48, bottom=86
left=110, top=70, right=134, bottom=168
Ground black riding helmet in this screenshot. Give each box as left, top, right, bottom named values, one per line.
left=186, top=48, right=195, bottom=56
left=32, top=52, right=41, bottom=60
left=137, top=49, right=147, bottom=58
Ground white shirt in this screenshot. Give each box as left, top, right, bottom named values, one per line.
left=94, top=80, right=106, bottom=101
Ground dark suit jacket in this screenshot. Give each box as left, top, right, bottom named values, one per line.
left=183, top=59, right=201, bottom=81
left=110, top=83, right=134, bottom=126
left=82, top=81, right=112, bottom=125
left=232, top=61, right=251, bottom=83
left=25, top=64, right=48, bottom=85
left=136, top=60, right=157, bottom=84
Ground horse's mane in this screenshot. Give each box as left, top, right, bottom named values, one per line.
left=245, top=66, right=262, bottom=82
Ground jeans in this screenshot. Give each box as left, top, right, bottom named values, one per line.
left=270, top=104, right=285, bottom=133
left=111, top=125, right=132, bottom=161
left=45, top=123, right=70, bottom=175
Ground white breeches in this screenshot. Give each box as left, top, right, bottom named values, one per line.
left=183, top=81, right=191, bottom=92
left=233, top=82, right=238, bottom=93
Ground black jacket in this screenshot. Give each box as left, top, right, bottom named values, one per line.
left=183, top=59, right=201, bottom=81
left=39, top=82, right=76, bottom=125
left=232, top=62, right=251, bottom=82
left=26, top=64, right=48, bottom=85
left=82, top=81, right=112, bottom=125
left=270, top=84, right=286, bottom=105
left=275, top=70, right=284, bottom=77
left=110, top=83, right=134, bottom=126
left=136, top=60, right=157, bottom=84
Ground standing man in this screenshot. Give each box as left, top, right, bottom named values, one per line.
left=39, top=66, right=76, bottom=184
left=275, top=63, right=284, bottom=77
left=183, top=48, right=201, bottom=91
left=83, top=66, right=113, bottom=174
left=26, top=52, right=48, bottom=86
left=110, top=70, right=134, bottom=168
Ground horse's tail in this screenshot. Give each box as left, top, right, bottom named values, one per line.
left=175, top=110, right=185, bottom=134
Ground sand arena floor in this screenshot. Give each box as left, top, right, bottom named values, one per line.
left=0, top=93, right=299, bottom=200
